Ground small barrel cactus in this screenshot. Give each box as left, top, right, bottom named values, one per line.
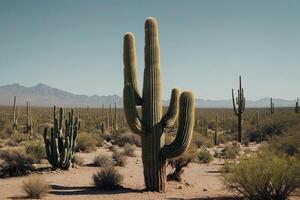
left=123, top=17, right=195, bottom=192
left=43, top=106, right=80, bottom=170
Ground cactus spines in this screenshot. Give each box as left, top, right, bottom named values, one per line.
left=270, top=98, right=275, bottom=114
left=296, top=98, right=299, bottom=113
left=214, top=114, right=218, bottom=145
left=123, top=17, right=194, bottom=192
left=43, top=106, right=80, bottom=170
left=232, top=76, right=245, bottom=143
left=12, top=96, right=20, bottom=131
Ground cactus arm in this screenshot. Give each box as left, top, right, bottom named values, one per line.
left=123, top=32, right=142, bottom=105
left=232, top=89, right=238, bottom=115
left=123, top=85, right=143, bottom=135
left=161, top=92, right=195, bottom=159
left=161, top=88, right=180, bottom=128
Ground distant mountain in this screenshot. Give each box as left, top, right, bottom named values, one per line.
left=0, top=83, right=122, bottom=107
left=0, top=83, right=296, bottom=108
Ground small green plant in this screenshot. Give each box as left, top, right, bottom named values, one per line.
left=92, top=167, right=123, bottom=190
left=223, top=150, right=300, bottom=200
left=22, top=177, right=50, bottom=199
left=75, top=132, right=97, bottom=153
left=112, top=150, right=127, bottom=167
left=0, top=148, right=34, bottom=177
left=93, top=154, right=113, bottom=167
left=198, top=149, right=213, bottom=163
left=123, top=143, right=136, bottom=157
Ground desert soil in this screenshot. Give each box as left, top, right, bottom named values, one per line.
left=0, top=146, right=299, bottom=200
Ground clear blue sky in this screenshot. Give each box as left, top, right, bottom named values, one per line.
left=0, top=0, right=299, bottom=100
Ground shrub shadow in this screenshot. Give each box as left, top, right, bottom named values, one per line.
left=50, top=184, right=144, bottom=195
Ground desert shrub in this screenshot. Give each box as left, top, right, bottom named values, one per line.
left=182, top=144, right=198, bottom=162
left=75, top=132, right=97, bottom=152
left=25, top=141, right=46, bottom=163
left=112, top=150, right=127, bottom=167
left=193, top=134, right=213, bottom=148
left=123, top=143, right=136, bottom=157
left=93, top=154, right=113, bottom=167
left=112, top=132, right=141, bottom=147
left=223, top=150, right=300, bottom=200
left=109, top=145, right=118, bottom=152
left=198, top=149, right=213, bottom=163
left=92, top=167, right=123, bottom=190
left=10, top=132, right=28, bottom=143
left=0, top=148, right=34, bottom=177
left=221, top=143, right=240, bottom=159
left=22, top=177, right=50, bottom=199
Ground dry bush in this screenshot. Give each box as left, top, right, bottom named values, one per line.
left=0, top=148, right=34, bottom=177
left=112, top=150, right=127, bottom=167
left=92, top=167, right=123, bottom=190
left=123, top=143, right=136, bottom=157
left=72, top=155, right=84, bottom=166
left=22, top=177, right=50, bottom=199
left=25, top=140, right=46, bottom=163
left=75, top=132, right=97, bottom=152
left=111, top=132, right=141, bottom=147
left=223, top=150, right=300, bottom=200
left=221, top=142, right=240, bottom=159
left=93, top=154, right=113, bottom=167
left=167, top=156, right=191, bottom=182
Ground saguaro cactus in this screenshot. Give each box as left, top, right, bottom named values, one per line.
left=123, top=17, right=195, bottom=192
left=270, top=98, right=275, bottom=114
left=43, top=106, right=80, bottom=170
left=295, top=98, right=299, bottom=114
left=232, top=76, right=245, bottom=143
left=214, top=114, right=218, bottom=145
left=25, top=101, right=33, bottom=136
left=12, top=96, right=20, bottom=131
left=114, top=101, right=118, bottom=131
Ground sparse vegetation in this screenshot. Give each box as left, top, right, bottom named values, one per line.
left=93, top=154, right=114, bottom=167
left=0, top=148, right=34, bottom=177
left=92, top=167, right=123, bottom=190
left=198, top=149, right=213, bottom=163
left=112, top=150, right=127, bottom=167
left=22, top=177, right=50, bottom=199
left=25, top=140, right=46, bottom=163
left=75, top=132, right=97, bottom=153
left=223, top=150, right=300, bottom=200
left=123, top=143, right=136, bottom=157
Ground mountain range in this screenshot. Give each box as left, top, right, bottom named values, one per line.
left=0, top=83, right=297, bottom=108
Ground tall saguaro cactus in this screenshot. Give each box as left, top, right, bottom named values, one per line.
left=12, top=96, right=20, bottom=131
left=25, top=101, right=33, bottom=136
left=214, top=114, right=218, bottom=145
left=43, top=106, right=80, bottom=170
left=123, top=17, right=195, bottom=192
left=270, top=98, right=275, bottom=114
left=296, top=98, right=299, bottom=114
left=232, top=76, right=245, bottom=143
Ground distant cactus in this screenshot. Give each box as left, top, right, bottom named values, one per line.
left=123, top=17, right=195, bottom=192
left=12, top=96, right=20, bottom=131
left=43, top=106, right=80, bottom=169
left=232, top=76, right=245, bottom=143
left=270, top=98, right=275, bottom=114
left=25, top=101, right=33, bottom=136
left=214, top=114, right=218, bottom=145
left=114, top=102, right=118, bottom=131
left=295, top=98, right=299, bottom=114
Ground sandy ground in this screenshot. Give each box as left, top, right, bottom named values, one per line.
left=0, top=146, right=299, bottom=200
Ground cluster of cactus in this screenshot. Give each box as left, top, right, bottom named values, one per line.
left=232, top=76, right=245, bottom=143
left=43, top=106, right=80, bottom=170
left=123, top=17, right=195, bottom=192
left=270, top=98, right=275, bottom=114
left=12, top=96, right=20, bottom=131
left=295, top=98, right=299, bottom=113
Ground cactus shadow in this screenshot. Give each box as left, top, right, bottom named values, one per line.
left=167, top=197, right=243, bottom=200
left=50, top=184, right=144, bottom=196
